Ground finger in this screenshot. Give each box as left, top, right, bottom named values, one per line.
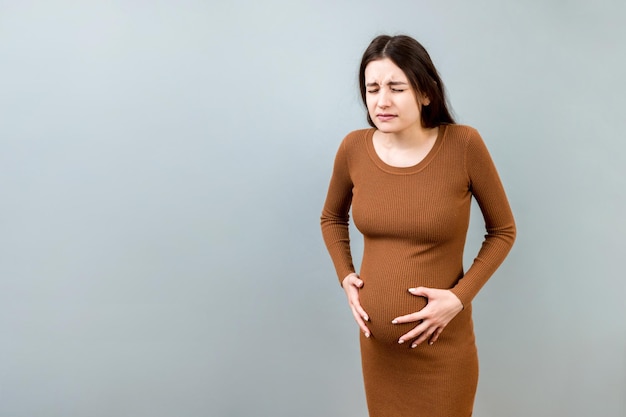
left=345, top=273, right=361, bottom=284
left=346, top=288, right=369, bottom=322
left=429, top=328, right=443, bottom=345
left=397, top=321, right=429, bottom=344
left=411, top=326, right=437, bottom=348
left=392, top=312, right=424, bottom=324
left=408, top=286, right=430, bottom=297
left=348, top=294, right=368, bottom=321
left=355, top=303, right=370, bottom=322
left=350, top=305, right=371, bottom=337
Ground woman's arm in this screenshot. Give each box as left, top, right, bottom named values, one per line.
left=321, top=139, right=371, bottom=337
left=450, top=129, right=517, bottom=306
left=320, top=140, right=356, bottom=284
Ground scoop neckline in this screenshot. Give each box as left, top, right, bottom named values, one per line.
left=365, top=124, right=447, bottom=174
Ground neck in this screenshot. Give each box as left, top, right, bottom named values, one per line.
left=379, top=124, right=438, bottom=149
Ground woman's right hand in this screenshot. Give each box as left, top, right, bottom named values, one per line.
left=342, top=273, right=371, bottom=338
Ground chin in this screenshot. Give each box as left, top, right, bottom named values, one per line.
left=374, top=124, right=399, bottom=133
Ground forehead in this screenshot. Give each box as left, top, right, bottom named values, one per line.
left=364, top=58, right=408, bottom=83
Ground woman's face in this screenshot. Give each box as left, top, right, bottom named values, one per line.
left=364, top=58, right=428, bottom=134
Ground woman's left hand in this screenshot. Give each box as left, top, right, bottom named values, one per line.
left=392, top=287, right=463, bottom=347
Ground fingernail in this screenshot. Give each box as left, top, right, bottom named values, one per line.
left=408, top=288, right=417, bottom=293
left=391, top=319, right=398, bottom=324
left=411, top=343, right=417, bottom=348
left=429, top=341, right=434, bottom=345
left=364, top=315, right=369, bottom=321
left=365, top=332, right=370, bottom=338
left=398, top=339, right=404, bottom=344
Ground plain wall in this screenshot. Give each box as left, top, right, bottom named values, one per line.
left=1, top=1, right=625, bottom=416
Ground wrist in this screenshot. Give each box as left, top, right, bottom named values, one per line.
left=342, top=272, right=358, bottom=288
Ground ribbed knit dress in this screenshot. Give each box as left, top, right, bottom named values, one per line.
left=321, top=124, right=516, bottom=417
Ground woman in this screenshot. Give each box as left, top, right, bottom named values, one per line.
left=320, top=35, right=516, bottom=416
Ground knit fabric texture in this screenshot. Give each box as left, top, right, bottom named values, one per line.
left=321, top=124, right=516, bottom=416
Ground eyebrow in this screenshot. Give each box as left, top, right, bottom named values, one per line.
left=365, top=81, right=409, bottom=87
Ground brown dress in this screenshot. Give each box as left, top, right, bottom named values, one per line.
left=321, top=125, right=516, bottom=417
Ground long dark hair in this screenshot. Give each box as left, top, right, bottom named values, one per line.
left=359, top=35, right=455, bottom=128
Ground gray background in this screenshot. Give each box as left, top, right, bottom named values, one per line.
left=1, top=1, right=625, bottom=416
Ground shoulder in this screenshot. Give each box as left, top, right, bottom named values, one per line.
left=442, top=124, right=489, bottom=157
left=333, top=128, right=373, bottom=163
left=443, top=124, right=482, bottom=144
left=329, top=128, right=372, bottom=169
left=340, top=128, right=373, bottom=149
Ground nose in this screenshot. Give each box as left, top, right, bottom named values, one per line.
left=377, top=89, right=391, bottom=108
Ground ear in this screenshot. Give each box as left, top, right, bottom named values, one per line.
left=421, top=95, right=431, bottom=106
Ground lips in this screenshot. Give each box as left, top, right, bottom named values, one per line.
left=377, top=114, right=396, bottom=122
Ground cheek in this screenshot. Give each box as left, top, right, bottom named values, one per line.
left=401, top=98, right=421, bottom=115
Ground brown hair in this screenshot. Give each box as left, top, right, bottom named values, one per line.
left=359, top=35, right=455, bottom=128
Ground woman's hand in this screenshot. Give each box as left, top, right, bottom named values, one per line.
left=342, top=273, right=371, bottom=338
left=392, top=287, right=463, bottom=347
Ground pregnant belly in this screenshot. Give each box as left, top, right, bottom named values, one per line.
left=359, top=282, right=428, bottom=344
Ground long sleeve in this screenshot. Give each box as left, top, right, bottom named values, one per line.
left=320, top=139, right=356, bottom=284
left=450, top=131, right=517, bottom=306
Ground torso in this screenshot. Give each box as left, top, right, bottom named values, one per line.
left=351, top=125, right=472, bottom=343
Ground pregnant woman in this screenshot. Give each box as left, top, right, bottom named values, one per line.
left=320, top=34, right=516, bottom=417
